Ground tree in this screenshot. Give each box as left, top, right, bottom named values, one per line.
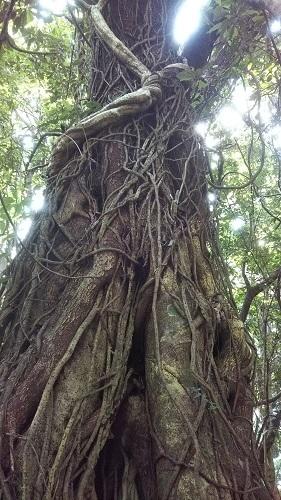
left=0, top=0, right=280, bottom=498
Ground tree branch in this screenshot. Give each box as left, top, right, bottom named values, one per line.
left=240, top=267, right=281, bottom=322
left=257, top=390, right=281, bottom=407
left=6, top=33, right=56, bottom=56
left=259, top=408, right=281, bottom=465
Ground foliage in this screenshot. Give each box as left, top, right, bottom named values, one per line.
left=0, top=11, right=76, bottom=267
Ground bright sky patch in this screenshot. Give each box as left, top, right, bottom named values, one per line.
left=30, top=189, right=45, bottom=212
left=208, top=192, right=216, bottom=203
left=17, top=217, right=32, bottom=240
left=40, top=0, right=68, bottom=15
left=270, top=19, right=281, bottom=34
left=230, top=217, right=245, bottom=232
left=217, top=106, right=244, bottom=135
left=270, top=124, right=281, bottom=149
left=174, top=0, right=209, bottom=46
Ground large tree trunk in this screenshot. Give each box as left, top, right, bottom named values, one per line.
left=0, top=1, right=277, bottom=498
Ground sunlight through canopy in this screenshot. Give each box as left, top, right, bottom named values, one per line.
left=173, top=0, right=210, bottom=45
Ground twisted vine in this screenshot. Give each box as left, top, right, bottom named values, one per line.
left=52, top=1, right=190, bottom=170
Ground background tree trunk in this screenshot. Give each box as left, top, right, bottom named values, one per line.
left=0, top=0, right=277, bottom=498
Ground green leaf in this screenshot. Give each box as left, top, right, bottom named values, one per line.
left=177, top=69, right=196, bottom=82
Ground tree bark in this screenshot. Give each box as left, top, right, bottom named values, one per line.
left=0, top=0, right=278, bottom=498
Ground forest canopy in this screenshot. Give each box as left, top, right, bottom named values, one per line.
left=0, top=0, right=281, bottom=497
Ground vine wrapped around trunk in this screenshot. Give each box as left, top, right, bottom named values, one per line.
left=0, top=0, right=277, bottom=498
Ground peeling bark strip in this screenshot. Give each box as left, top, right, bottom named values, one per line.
left=0, top=0, right=278, bottom=499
